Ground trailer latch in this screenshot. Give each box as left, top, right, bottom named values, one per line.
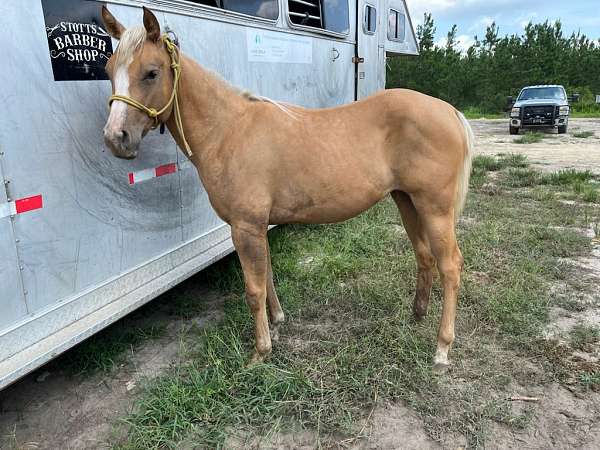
left=352, top=56, right=365, bottom=64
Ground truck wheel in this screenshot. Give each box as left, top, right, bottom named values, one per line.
left=558, top=124, right=567, bottom=134
left=509, top=126, right=520, bottom=135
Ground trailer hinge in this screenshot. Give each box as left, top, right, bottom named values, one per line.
left=352, top=56, right=364, bottom=64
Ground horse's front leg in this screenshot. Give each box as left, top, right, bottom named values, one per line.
left=266, top=243, right=285, bottom=342
left=231, top=222, right=272, bottom=364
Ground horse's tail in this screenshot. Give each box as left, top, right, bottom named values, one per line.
left=454, top=110, right=474, bottom=220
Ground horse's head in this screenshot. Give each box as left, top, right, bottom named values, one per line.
left=102, top=7, right=175, bottom=159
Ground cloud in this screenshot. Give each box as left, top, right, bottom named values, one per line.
left=405, top=0, right=599, bottom=42
left=517, top=12, right=538, bottom=29
left=469, top=15, right=496, bottom=32
left=435, top=34, right=475, bottom=53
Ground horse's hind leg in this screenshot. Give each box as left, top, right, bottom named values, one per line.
left=391, top=191, right=436, bottom=321
left=266, top=243, right=285, bottom=341
left=411, top=196, right=464, bottom=372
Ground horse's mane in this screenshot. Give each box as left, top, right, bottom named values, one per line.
left=240, top=92, right=300, bottom=120
left=207, top=70, right=300, bottom=120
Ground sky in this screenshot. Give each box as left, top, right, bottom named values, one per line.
left=408, top=0, right=600, bottom=52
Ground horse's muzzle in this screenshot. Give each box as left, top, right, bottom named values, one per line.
left=103, top=127, right=139, bottom=159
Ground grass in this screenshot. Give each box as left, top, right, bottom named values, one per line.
left=514, top=131, right=545, bottom=144
left=570, top=104, right=600, bottom=118
left=108, top=154, right=600, bottom=449
left=473, top=153, right=528, bottom=171
left=572, top=130, right=595, bottom=138
left=462, top=106, right=505, bottom=120
left=471, top=154, right=530, bottom=188
left=570, top=111, right=600, bottom=118
left=532, top=169, right=600, bottom=204
left=540, top=169, right=594, bottom=185
left=579, top=371, right=600, bottom=391
left=569, top=324, right=600, bottom=351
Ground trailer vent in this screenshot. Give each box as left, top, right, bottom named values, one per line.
left=288, top=0, right=323, bottom=28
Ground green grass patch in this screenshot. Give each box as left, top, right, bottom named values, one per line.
left=536, top=169, right=600, bottom=204
left=570, top=103, right=600, bottom=118
left=514, top=132, right=545, bottom=144
left=572, top=131, right=595, bottom=138
left=114, top=156, right=598, bottom=448
left=570, top=111, right=600, bottom=118
left=502, top=168, right=541, bottom=187
left=473, top=153, right=528, bottom=172
left=569, top=324, right=600, bottom=351
left=540, top=169, right=594, bottom=186
left=461, top=106, right=505, bottom=120
left=578, top=371, right=600, bottom=391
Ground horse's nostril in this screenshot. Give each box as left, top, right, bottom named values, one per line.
left=121, top=129, right=130, bottom=145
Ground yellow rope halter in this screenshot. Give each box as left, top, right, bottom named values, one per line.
left=108, top=34, right=193, bottom=157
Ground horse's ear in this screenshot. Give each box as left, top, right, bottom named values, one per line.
left=101, top=6, right=125, bottom=40
left=143, top=7, right=161, bottom=42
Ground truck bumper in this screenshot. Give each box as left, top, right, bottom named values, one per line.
left=511, top=116, right=568, bottom=128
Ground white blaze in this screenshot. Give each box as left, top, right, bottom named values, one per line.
left=105, top=63, right=131, bottom=133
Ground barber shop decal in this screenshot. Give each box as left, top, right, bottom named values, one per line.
left=41, top=0, right=113, bottom=81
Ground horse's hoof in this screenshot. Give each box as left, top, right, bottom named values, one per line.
left=270, top=327, right=280, bottom=342
left=412, top=311, right=426, bottom=322
left=246, top=352, right=265, bottom=367
left=432, top=362, right=450, bottom=374
left=412, top=302, right=428, bottom=322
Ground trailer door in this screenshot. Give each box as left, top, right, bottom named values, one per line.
left=356, top=0, right=382, bottom=99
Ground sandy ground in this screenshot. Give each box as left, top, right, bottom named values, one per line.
left=0, top=119, right=599, bottom=449
left=472, top=118, right=600, bottom=173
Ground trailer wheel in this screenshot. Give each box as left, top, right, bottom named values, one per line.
left=558, top=124, right=567, bottom=134
left=509, top=126, right=520, bottom=135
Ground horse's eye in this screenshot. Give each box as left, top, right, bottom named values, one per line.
left=144, top=70, right=159, bottom=81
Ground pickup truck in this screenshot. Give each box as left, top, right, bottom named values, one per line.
left=508, top=85, right=575, bottom=135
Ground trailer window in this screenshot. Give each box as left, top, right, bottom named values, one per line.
left=363, top=4, right=377, bottom=34
left=222, top=0, right=279, bottom=19
left=288, top=1, right=349, bottom=34
left=188, top=0, right=220, bottom=7
left=186, top=0, right=279, bottom=20
left=388, top=9, right=405, bottom=42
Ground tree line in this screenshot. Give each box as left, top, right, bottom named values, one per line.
left=387, top=14, right=600, bottom=114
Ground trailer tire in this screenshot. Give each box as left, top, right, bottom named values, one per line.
left=558, top=124, right=567, bottom=134
left=509, top=126, right=520, bottom=135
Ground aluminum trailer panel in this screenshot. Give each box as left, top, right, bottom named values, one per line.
left=0, top=0, right=418, bottom=389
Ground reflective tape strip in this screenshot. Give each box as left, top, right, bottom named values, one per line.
left=0, top=195, right=43, bottom=219
left=128, top=163, right=178, bottom=185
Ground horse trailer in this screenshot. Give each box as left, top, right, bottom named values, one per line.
left=0, top=0, right=418, bottom=389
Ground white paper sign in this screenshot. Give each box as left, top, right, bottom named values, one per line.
left=247, top=29, right=312, bottom=64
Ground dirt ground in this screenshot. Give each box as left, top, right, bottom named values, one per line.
left=0, top=119, right=599, bottom=450
left=472, top=118, right=600, bottom=174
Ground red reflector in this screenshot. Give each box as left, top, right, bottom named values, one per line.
left=14, top=195, right=43, bottom=214
left=155, top=163, right=177, bottom=177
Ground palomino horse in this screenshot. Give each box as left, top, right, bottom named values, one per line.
left=101, top=7, right=473, bottom=372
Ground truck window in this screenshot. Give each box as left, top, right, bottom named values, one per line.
left=288, top=1, right=350, bottom=34
left=388, top=9, right=405, bottom=42
left=518, top=87, right=566, bottom=101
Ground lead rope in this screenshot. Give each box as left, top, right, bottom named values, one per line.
left=109, top=34, right=193, bottom=157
